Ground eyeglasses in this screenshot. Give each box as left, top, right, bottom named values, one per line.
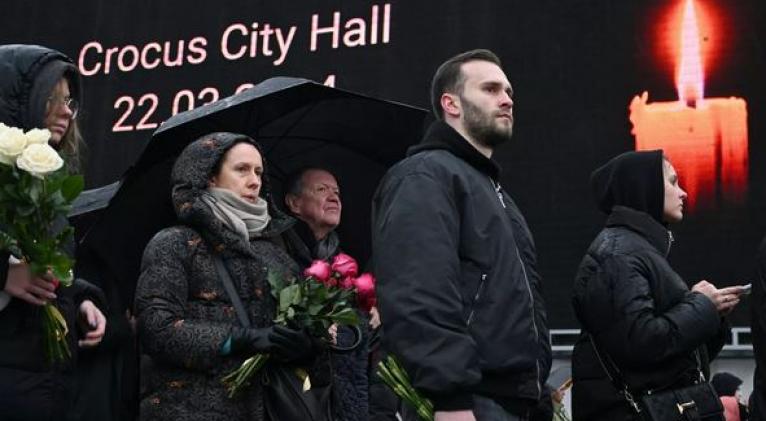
left=46, top=95, right=79, bottom=118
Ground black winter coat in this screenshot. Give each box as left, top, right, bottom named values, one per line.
left=284, top=220, right=370, bottom=421
left=571, top=206, right=727, bottom=421
left=135, top=133, right=300, bottom=421
left=372, top=121, right=551, bottom=414
left=0, top=44, right=101, bottom=421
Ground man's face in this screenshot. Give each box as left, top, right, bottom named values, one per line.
left=457, top=61, right=514, bottom=148
left=287, top=169, right=341, bottom=238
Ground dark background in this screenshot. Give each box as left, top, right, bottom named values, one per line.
left=4, top=0, right=765, bottom=329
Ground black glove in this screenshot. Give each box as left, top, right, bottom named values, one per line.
left=229, top=325, right=315, bottom=362
left=229, top=326, right=273, bottom=355
left=269, top=325, right=315, bottom=362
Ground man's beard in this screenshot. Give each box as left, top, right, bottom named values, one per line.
left=461, top=96, right=513, bottom=148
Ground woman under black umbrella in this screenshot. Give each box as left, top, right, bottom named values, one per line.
left=135, top=132, right=334, bottom=420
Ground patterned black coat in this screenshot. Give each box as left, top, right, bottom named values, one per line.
left=135, top=133, right=298, bottom=421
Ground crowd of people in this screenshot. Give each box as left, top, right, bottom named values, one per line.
left=0, top=42, right=761, bottom=421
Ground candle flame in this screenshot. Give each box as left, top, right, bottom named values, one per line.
left=677, top=0, right=704, bottom=106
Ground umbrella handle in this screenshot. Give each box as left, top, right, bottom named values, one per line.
left=327, top=324, right=363, bottom=354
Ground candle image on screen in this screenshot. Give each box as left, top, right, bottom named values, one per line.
left=629, top=0, right=748, bottom=212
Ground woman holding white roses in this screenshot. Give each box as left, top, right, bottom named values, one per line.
left=0, top=44, right=106, bottom=421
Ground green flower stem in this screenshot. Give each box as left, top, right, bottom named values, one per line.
left=376, top=356, right=434, bottom=421
left=221, top=353, right=270, bottom=398
left=42, top=303, right=70, bottom=364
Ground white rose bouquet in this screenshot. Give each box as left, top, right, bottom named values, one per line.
left=0, top=123, right=84, bottom=363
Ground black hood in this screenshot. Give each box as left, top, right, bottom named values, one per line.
left=407, top=120, right=501, bottom=180
left=590, top=150, right=665, bottom=224
left=0, top=44, right=81, bottom=130
left=711, top=372, right=743, bottom=397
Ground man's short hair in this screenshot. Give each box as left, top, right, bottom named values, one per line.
left=283, top=167, right=338, bottom=198
left=430, top=49, right=502, bottom=120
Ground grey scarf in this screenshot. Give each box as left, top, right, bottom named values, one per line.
left=202, top=187, right=271, bottom=240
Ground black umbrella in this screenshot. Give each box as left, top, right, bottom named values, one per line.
left=78, top=76, right=428, bottom=306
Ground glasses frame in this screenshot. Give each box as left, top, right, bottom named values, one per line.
left=46, top=95, right=79, bottom=119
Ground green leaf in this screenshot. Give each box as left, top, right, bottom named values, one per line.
left=308, top=304, right=324, bottom=316
left=28, top=181, right=42, bottom=204
left=17, top=204, right=36, bottom=217
left=0, top=230, right=23, bottom=257
left=331, top=308, right=360, bottom=326
left=279, top=284, right=301, bottom=312
left=61, top=175, right=84, bottom=202
left=267, top=270, right=285, bottom=297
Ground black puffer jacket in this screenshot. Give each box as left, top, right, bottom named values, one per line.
left=0, top=44, right=88, bottom=370
left=0, top=44, right=100, bottom=421
left=372, top=121, right=551, bottom=414
left=571, top=151, right=727, bottom=421
left=135, top=133, right=299, bottom=421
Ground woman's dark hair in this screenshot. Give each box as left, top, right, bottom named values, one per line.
left=209, top=137, right=277, bottom=202
left=210, top=138, right=263, bottom=178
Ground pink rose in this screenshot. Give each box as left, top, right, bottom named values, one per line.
left=340, top=276, right=355, bottom=290
left=304, top=260, right=331, bottom=283
left=353, top=273, right=376, bottom=298
left=331, top=253, right=358, bottom=278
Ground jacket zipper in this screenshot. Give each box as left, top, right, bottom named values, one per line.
left=466, top=274, right=487, bottom=326
left=489, top=178, right=506, bottom=208
left=515, top=246, right=543, bottom=399
left=666, top=230, right=674, bottom=256
left=492, top=177, right=542, bottom=398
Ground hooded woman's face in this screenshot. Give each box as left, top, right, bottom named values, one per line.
left=44, top=78, right=76, bottom=146
left=662, top=159, right=688, bottom=223
left=209, top=142, right=263, bottom=203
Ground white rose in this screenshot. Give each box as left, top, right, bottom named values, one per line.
left=16, top=143, right=64, bottom=177
left=25, top=128, right=52, bottom=145
left=0, top=126, right=28, bottom=166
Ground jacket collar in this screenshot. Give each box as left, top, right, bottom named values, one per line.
left=606, top=206, right=673, bottom=256
left=407, top=120, right=501, bottom=180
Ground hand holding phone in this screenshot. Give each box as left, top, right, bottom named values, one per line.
left=740, top=283, right=752, bottom=296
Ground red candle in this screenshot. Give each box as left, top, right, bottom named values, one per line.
left=629, top=0, right=748, bottom=211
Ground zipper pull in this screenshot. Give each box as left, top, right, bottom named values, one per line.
left=667, top=230, right=674, bottom=255
left=490, top=178, right=506, bottom=208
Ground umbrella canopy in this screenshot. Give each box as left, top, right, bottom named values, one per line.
left=78, top=76, right=428, bottom=306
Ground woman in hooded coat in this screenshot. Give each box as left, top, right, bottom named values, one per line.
left=0, top=44, right=106, bottom=420
left=135, top=132, right=331, bottom=421
left=570, top=150, right=743, bottom=420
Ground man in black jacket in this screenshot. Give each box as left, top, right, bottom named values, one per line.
left=372, top=49, right=551, bottom=421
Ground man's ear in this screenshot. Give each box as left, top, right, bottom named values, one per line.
left=285, top=194, right=301, bottom=214
left=208, top=177, right=217, bottom=188
left=441, top=93, right=461, bottom=118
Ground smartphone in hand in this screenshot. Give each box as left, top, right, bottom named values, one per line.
left=740, top=283, right=752, bottom=295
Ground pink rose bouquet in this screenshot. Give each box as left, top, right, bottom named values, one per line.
left=222, top=253, right=376, bottom=397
